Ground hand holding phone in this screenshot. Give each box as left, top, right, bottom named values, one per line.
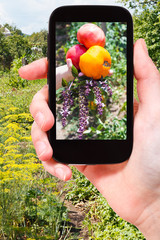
left=20, top=18, right=160, bottom=237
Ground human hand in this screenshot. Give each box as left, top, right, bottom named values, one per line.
left=19, top=39, right=160, bottom=239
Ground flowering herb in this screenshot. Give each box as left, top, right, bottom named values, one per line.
left=60, top=83, right=74, bottom=127
left=99, top=80, right=113, bottom=97
left=60, top=76, right=112, bottom=139
left=93, top=82, right=105, bottom=115
left=78, top=84, right=89, bottom=139
left=61, top=90, right=70, bottom=127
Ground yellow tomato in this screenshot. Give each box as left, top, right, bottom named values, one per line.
left=79, top=45, right=111, bottom=80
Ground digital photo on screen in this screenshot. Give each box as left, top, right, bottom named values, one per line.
left=55, top=22, right=127, bottom=140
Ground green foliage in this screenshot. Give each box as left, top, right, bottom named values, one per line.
left=117, top=0, right=158, bottom=10
left=64, top=22, right=87, bottom=50
left=83, top=196, right=145, bottom=239
left=84, top=116, right=127, bottom=140
left=4, top=23, right=24, bottom=35
left=118, top=0, right=160, bottom=68
left=133, top=5, right=160, bottom=68
left=0, top=28, right=31, bottom=70
left=23, top=187, right=70, bottom=239
left=104, top=22, right=127, bottom=86
left=26, top=30, right=48, bottom=57
left=8, top=56, right=28, bottom=88
left=65, top=167, right=99, bottom=204
left=0, top=24, right=47, bottom=71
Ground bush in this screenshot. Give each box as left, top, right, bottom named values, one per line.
left=8, top=57, right=28, bottom=88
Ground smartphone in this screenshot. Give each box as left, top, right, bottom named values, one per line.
left=48, top=5, right=133, bottom=164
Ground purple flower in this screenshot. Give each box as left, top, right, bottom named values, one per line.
left=61, top=89, right=73, bottom=127
left=78, top=85, right=89, bottom=139
left=99, top=80, right=113, bottom=97
left=93, top=81, right=104, bottom=115
left=85, top=80, right=91, bottom=96
left=60, top=77, right=113, bottom=139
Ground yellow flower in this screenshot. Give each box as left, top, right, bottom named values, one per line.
left=4, top=123, right=20, bottom=132
left=24, top=153, right=36, bottom=158
left=0, top=157, right=4, bottom=164
left=21, top=136, right=32, bottom=141
left=8, top=107, right=19, bottom=113
left=5, top=137, right=19, bottom=145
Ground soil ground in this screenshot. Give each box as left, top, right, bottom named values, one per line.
left=58, top=181, right=89, bottom=239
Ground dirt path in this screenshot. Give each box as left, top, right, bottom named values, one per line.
left=65, top=200, right=89, bottom=239
left=58, top=181, right=89, bottom=239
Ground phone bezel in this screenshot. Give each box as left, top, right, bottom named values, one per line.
left=48, top=5, right=133, bottom=164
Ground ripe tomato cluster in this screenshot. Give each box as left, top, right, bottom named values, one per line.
left=66, top=23, right=111, bottom=80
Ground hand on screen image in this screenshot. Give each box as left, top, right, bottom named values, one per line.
left=19, top=39, right=160, bottom=239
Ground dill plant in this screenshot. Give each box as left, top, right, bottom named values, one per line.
left=0, top=77, right=73, bottom=239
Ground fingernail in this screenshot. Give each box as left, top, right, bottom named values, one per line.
left=35, top=112, right=45, bottom=128
left=55, top=167, right=66, bottom=181
left=35, top=141, right=46, bottom=157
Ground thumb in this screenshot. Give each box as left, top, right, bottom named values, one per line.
left=134, top=39, right=160, bottom=107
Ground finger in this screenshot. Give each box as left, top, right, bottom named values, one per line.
left=18, top=58, right=48, bottom=80
left=66, top=58, right=72, bottom=69
left=31, top=121, right=53, bottom=162
left=42, top=158, right=72, bottom=181
left=30, top=85, right=54, bottom=131
left=31, top=121, right=72, bottom=181
left=134, top=39, right=160, bottom=107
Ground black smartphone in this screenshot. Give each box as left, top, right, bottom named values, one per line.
left=48, top=5, right=133, bottom=164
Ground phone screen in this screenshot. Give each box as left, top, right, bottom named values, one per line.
left=55, top=22, right=127, bottom=141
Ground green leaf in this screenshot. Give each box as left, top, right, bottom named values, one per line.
left=62, top=78, right=68, bottom=87
left=71, top=65, right=78, bottom=78
left=90, top=126, right=96, bottom=132
left=88, top=91, right=94, bottom=101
